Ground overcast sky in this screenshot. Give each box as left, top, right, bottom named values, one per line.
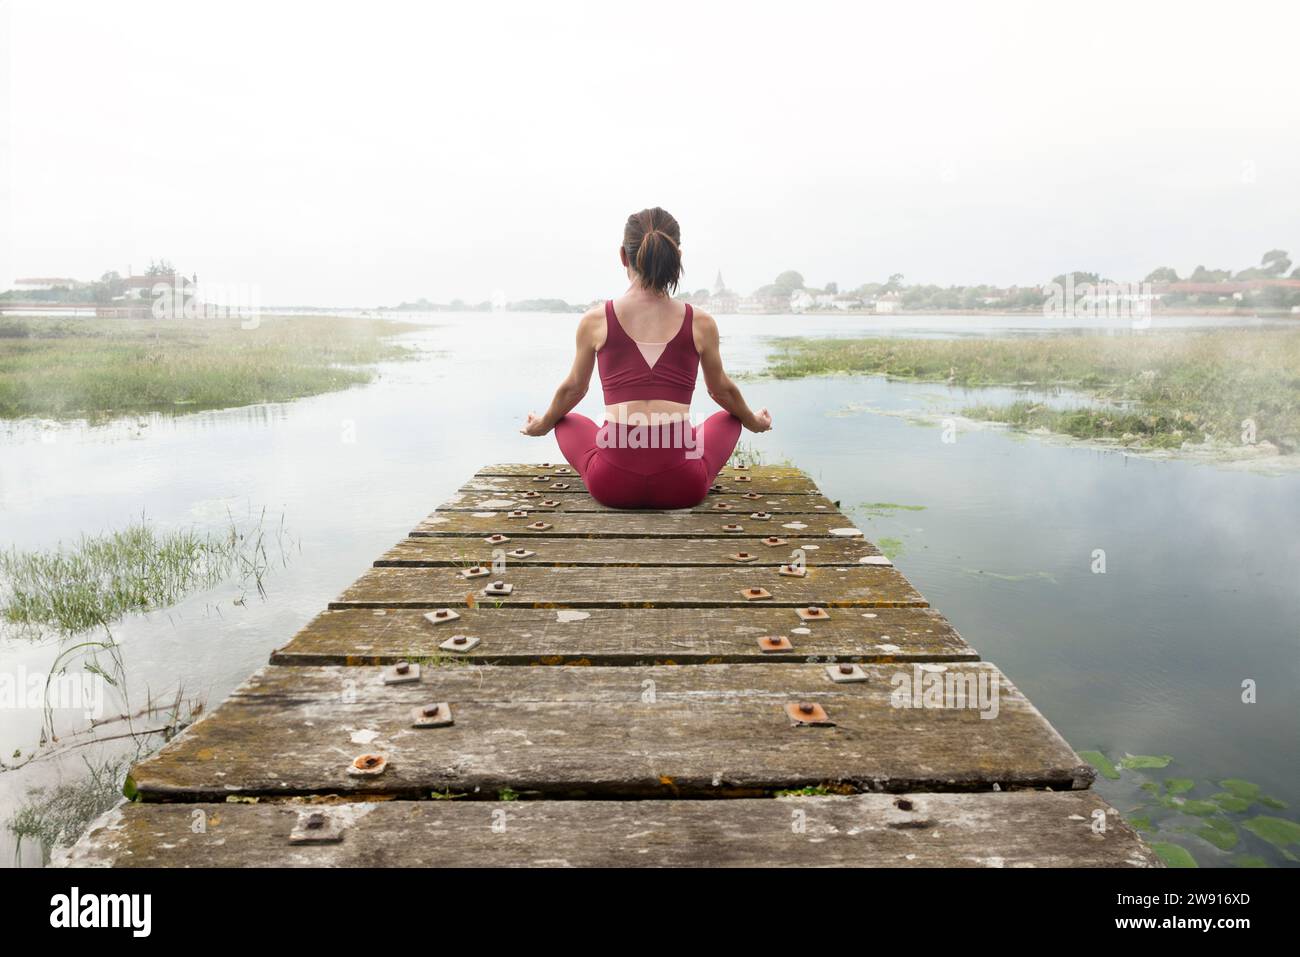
left=3, top=0, right=1297, bottom=305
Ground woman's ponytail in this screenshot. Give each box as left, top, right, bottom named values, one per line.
left=624, top=207, right=682, bottom=294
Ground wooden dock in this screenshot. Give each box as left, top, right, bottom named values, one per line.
left=63, top=463, right=1158, bottom=867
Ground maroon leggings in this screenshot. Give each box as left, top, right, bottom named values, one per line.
left=554, top=411, right=743, bottom=509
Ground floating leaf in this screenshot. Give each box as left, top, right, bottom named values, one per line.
left=1164, top=778, right=1195, bottom=795
left=1175, top=799, right=1222, bottom=817
left=1194, top=819, right=1238, bottom=851
left=1119, top=754, right=1173, bottom=770
left=1128, top=815, right=1153, bottom=832
left=1232, top=855, right=1269, bottom=868
left=1212, top=793, right=1252, bottom=813
left=1139, top=781, right=1161, bottom=794
left=1152, top=842, right=1197, bottom=867
left=1242, top=816, right=1300, bottom=850
left=1259, top=796, right=1289, bottom=810
left=1218, top=779, right=1261, bottom=800
left=1079, top=750, right=1120, bottom=780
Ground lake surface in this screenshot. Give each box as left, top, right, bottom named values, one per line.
left=2, top=310, right=1297, bottom=866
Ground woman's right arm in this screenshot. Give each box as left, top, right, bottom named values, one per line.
left=695, top=309, right=772, bottom=433
left=521, top=306, right=602, bottom=436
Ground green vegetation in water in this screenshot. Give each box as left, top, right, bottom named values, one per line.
left=765, top=329, right=1300, bottom=454
left=1079, top=750, right=1120, bottom=780
left=1082, top=748, right=1298, bottom=867
left=497, top=787, right=520, bottom=802
left=875, top=537, right=905, bottom=560
left=962, top=568, right=1058, bottom=585
left=856, top=502, right=926, bottom=516
left=0, top=513, right=286, bottom=636
left=0, top=314, right=415, bottom=420
left=7, top=755, right=132, bottom=865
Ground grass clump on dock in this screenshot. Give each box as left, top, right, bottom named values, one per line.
left=0, top=314, right=414, bottom=420
left=765, top=328, right=1300, bottom=454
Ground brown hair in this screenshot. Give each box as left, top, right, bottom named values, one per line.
left=623, top=207, right=682, bottom=294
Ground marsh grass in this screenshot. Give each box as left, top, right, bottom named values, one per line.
left=7, top=754, right=132, bottom=864
left=766, top=329, right=1300, bottom=452
left=0, top=513, right=284, bottom=636
left=0, top=314, right=415, bottom=420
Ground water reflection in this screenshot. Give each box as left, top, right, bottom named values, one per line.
left=1, top=311, right=1296, bottom=866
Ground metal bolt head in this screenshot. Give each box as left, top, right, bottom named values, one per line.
left=395, top=661, right=410, bottom=675
left=453, top=635, right=468, bottom=645
left=422, top=705, right=441, bottom=717
left=798, top=702, right=815, bottom=715
left=839, top=664, right=854, bottom=675
left=435, top=610, right=449, bottom=618
left=492, top=580, right=504, bottom=589
left=306, top=813, right=326, bottom=829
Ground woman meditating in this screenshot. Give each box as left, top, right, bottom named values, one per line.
left=521, top=207, right=772, bottom=509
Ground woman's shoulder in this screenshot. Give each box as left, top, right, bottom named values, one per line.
left=687, top=302, right=718, bottom=350
left=577, top=302, right=607, bottom=349
left=687, top=302, right=717, bottom=331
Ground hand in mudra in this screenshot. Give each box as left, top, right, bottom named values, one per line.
left=520, top=413, right=551, bottom=437
left=747, top=408, right=773, bottom=433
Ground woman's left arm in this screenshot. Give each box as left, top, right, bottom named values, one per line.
left=520, top=307, right=601, bottom=436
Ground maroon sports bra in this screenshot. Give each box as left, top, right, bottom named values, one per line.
left=597, top=300, right=699, bottom=405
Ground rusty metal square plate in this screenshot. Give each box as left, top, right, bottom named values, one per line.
left=741, top=586, right=772, bottom=601
left=348, top=753, right=389, bottom=776
left=439, top=634, right=480, bottom=653
left=411, top=702, right=453, bottom=728
left=827, top=663, right=868, bottom=683
left=383, top=662, right=421, bottom=684
left=288, top=811, right=344, bottom=844
left=423, top=608, right=460, bottom=625
left=796, top=606, right=831, bottom=621
left=785, top=702, right=832, bottom=726
left=758, top=635, right=793, bottom=652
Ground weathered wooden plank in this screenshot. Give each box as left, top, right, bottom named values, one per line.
left=331, top=565, right=927, bottom=609
left=271, top=606, right=975, bottom=665
left=462, top=476, right=822, bottom=496
left=377, top=535, right=882, bottom=567
left=60, top=791, right=1159, bottom=868
left=472, top=463, right=822, bottom=494
left=414, top=511, right=862, bottom=538
left=438, top=490, right=840, bottom=513
left=479, top=462, right=806, bottom=478
left=124, top=662, right=1092, bottom=801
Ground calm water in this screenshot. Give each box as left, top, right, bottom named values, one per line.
left=2, top=311, right=1297, bottom=866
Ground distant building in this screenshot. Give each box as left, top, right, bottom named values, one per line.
left=789, top=289, right=814, bottom=313
left=122, top=272, right=195, bottom=301
left=832, top=295, right=863, bottom=311
left=14, top=277, right=77, bottom=292
left=875, top=291, right=903, bottom=314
